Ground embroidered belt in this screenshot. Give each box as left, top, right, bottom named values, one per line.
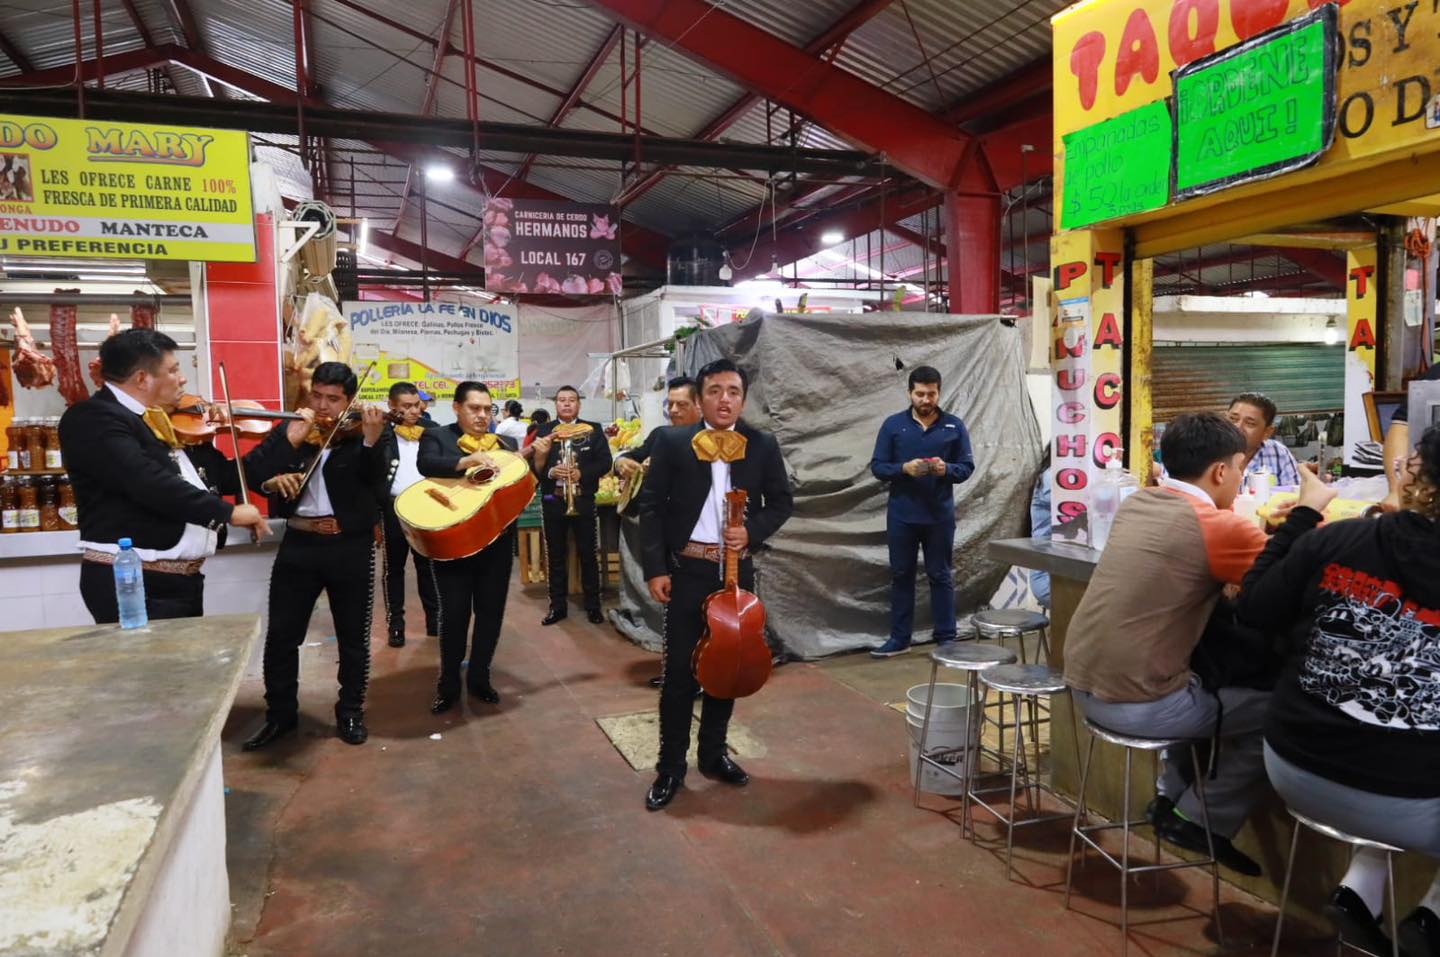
left=287, top=516, right=342, bottom=535
left=82, top=549, right=205, bottom=576
left=679, top=541, right=749, bottom=563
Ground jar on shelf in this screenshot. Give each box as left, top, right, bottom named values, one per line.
left=24, top=419, right=44, bottom=472
left=38, top=476, right=60, bottom=531
left=58, top=474, right=77, bottom=530
left=43, top=417, right=63, bottom=470
left=17, top=477, right=40, bottom=532
left=5, top=418, right=22, bottom=471
left=1, top=476, right=18, bottom=533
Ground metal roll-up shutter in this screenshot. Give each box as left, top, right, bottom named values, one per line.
left=1151, top=343, right=1344, bottom=424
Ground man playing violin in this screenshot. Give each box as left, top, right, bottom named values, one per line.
left=378, top=381, right=439, bottom=647
left=241, top=361, right=388, bottom=750
left=531, top=385, right=612, bottom=626
left=637, top=358, right=793, bottom=811
left=416, top=381, right=520, bottom=713
left=59, top=328, right=269, bottom=624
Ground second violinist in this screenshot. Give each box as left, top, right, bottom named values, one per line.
left=241, top=361, right=389, bottom=750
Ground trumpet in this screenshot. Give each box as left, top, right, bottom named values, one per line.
left=561, top=436, right=578, bottom=516
left=551, top=421, right=594, bottom=517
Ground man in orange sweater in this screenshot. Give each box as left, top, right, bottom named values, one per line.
left=1065, top=413, right=1335, bottom=875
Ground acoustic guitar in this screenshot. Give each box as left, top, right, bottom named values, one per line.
left=395, top=449, right=537, bottom=561
left=692, top=490, right=771, bottom=699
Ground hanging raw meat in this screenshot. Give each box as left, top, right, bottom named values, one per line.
left=130, top=301, right=156, bottom=329
left=9, top=307, right=56, bottom=390
left=51, top=295, right=89, bottom=406
left=89, top=313, right=122, bottom=390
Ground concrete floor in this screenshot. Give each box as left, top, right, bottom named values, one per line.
left=220, top=577, right=1333, bottom=956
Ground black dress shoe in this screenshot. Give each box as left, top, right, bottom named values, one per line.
left=467, top=683, right=500, bottom=705
left=425, top=620, right=438, bottom=638
left=242, top=718, right=298, bottom=751
left=1145, top=794, right=1175, bottom=826
left=698, top=755, right=750, bottom=786
left=1399, top=905, right=1440, bottom=957
left=1155, top=806, right=1261, bottom=876
left=430, top=692, right=459, bottom=715
left=541, top=608, right=567, bottom=626
left=387, top=631, right=406, bottom=648
left=1324, top=886, right=1392, bottom=956
left=645, top=774, right=683, bottom=811
left=647, top=674, right=664, bottom=688
left=587, top=608, right=605, bottom=624
left=336, top=714, right=368, bottom=745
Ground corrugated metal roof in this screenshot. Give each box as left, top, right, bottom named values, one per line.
left=0, top=0, right=1071, bottom=277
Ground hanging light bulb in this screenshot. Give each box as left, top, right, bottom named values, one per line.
left=718, top=252, right=733, bottom=282
left=1324, top=317, right=1340, bottom=346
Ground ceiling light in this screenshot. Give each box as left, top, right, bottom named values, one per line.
left=1324, top=317, right=1340, bottom=346
left=425, top=165, right=454, bottom=183
left=358, top=218, right=370, bottom=258
left=820, top=230, right=844, bottom=246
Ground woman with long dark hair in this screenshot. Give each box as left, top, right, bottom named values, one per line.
left=1239, top=425, right=1440, bottom=956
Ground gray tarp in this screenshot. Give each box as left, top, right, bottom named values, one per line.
left=610, top=311, right=1043, bottom=660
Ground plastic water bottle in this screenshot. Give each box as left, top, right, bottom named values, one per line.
left=114, top=538, right=148, bottom=629
left=1090, top=454, right=1140, bottom=550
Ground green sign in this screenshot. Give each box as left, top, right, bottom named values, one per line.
left=1173, top=7, right=1336, bottom=199
left=1061, top=101, right=1172, bottom=230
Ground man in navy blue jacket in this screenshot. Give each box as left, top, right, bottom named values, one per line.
left=869, top=366, right=975, bottom=656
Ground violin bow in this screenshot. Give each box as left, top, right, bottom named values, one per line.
left=216, top=361, right=259, bottom=543
left=294, top=361, right=377, bottom=496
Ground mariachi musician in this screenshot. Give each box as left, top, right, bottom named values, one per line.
left=530, top=385, right=612, bottom=625
left=613, top=375, right=702, bottom=688
left=378, top=381, right=439, bottom=647
left=241, top=362, right=388, bottom=750
left=416, top=381, right=520, bottom=713
left=59, top=328, right=269, bottom=623
left=637, top=358, right=793, bottom=811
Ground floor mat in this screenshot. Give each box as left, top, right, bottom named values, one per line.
left=595, top=707, right=768, bottom=772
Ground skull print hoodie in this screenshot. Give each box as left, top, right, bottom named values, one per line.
left=1239, top=507, right=1440, bottom=798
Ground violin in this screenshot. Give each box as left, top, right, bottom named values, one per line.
left=168, top=393, right=298, bottom=445
left=692, top=489, right=771, bottom=700
left=304, top=408, right=404, bottom=445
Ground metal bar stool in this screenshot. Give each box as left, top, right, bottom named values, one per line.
left=912, top=642, right=1018, bottom=834
left=970, top=663, right=1081, bottom=880
left=973, top=608, right=1052, bottom=664
left=1065, top=719, right=1225, bottom=956
left=973, top=609, right=1052, bottom=758
left=1271, top=808, right=1402, bottom=957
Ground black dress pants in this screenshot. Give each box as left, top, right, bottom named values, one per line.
left=382, top=497, right=437, bottom=636
left=656, top=554, right=752, bottom=778
left=431, top=527, right=515, bottom=697
left=542, top=497, right=600, bottom=611
left=262, top=530, right=376, bottom=723
left=80, top=560, right=204, bottom=623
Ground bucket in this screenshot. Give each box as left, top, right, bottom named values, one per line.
left=905, top=683, right=982, bottom=796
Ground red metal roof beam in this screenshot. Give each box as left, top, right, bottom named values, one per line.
left=393, top=0, right=461, bottom=231
left=516, top=24, right=623, bottom=184
left=614, top=0, right=897, bottom=207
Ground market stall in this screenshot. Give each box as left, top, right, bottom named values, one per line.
left=1033, top=0, right=1440, bottom=919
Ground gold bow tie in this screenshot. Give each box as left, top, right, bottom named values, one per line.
left=692, top=429, right=746, bottom=464
left=143, top=408, right=184, bottom=449
left=395, top=424, right=426, bottom=441
left=458, top=433, right=502, bottom=454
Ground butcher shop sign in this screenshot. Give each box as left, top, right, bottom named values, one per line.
left=0, top=114, right=255, bottom=262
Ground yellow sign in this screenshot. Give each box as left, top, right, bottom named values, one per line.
left=0, top=114, right=255, bottom=262
left=355, top=352, right=521, bottom=409
left=1053, top=0, right=1440, bottom=224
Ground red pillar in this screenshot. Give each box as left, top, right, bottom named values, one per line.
left=944, top=191, right=1001, bottom=314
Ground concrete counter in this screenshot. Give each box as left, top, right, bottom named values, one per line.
left=992, top=537, right=1432, bottom=927
left=0, top=614, right=261, bottom=957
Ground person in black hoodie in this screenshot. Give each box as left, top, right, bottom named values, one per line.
left=1239, top=424, right=1440, bottom=957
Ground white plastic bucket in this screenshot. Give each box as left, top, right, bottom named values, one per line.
left=905, top=682, right=982, bottom=796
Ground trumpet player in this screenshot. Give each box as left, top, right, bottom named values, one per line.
left=532, top=386, right=612, bottom=625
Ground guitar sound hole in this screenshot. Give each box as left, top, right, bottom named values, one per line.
left=466, top=468, right=495, bottom=485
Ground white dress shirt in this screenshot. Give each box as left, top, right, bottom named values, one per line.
left=1160, top=476, right=1218, bottom=508
left=294, top=448, right=335, bottom=516
left=78, top=383, right=218, bottom=561
left=389, top=435, right=423, bottom=498
left=688, top=421, right=735, bottom=545
left=496, top=417, right=528, bottom=444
